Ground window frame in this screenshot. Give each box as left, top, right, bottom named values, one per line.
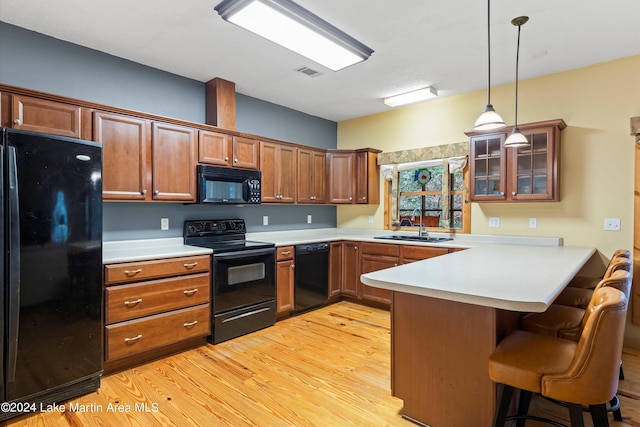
left=384, top=164, right=471, bottom=233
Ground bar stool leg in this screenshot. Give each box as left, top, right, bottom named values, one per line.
left=516, top=390, right=532, bottom=427
left=568, top=403, right=585, bottom=427
left=493, top=384, right=514, bottom=427
left=589, top=403, right=610, bottom=427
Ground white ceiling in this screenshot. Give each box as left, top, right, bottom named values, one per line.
left=1, top=0, right=639, bottom=122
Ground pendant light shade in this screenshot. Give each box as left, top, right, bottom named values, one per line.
left=473, top=0, right=506, bottom=131
left=504, top=16, right=530, bottom=148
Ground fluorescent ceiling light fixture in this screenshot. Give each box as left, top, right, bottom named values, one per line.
left=383, top=87, right=438, bottom=107
left=215, top=0, right=374, bottom=71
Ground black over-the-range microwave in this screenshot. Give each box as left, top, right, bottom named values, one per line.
left=197, top=164, right=262, bottom=204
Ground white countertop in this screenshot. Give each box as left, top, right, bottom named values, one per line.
left=360, top=244, right=595, bottom=313
left=103, top=238, right=212, bottom=264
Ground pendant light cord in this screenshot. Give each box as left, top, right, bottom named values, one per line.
left=486, top=0, right=491, bottom=106
left=513, top=22, right=522, bottom=128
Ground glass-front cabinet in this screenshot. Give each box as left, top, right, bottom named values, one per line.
left=467, top=119, right=565, bottom=202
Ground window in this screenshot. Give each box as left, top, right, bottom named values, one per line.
left=384, top=159, right=470, bottom=233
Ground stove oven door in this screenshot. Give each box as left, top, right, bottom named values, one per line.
left=212, top=247, right=276, bottom=314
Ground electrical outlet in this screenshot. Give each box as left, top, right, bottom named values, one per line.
left=488, top=217, right=500, bottom=228
left=529, top=218, right=537, bottom=229
left=604, top=218, right=620, bottom=231
left=307, top=215, right=312, bottom=224
left=160, top=218, right=169, bottom=230
left=263, top=216, right=269, bottom=226
left=368, top=215, right=374, bottom=224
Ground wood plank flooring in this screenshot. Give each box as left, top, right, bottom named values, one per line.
left=3, top=301, right=640, bottom=426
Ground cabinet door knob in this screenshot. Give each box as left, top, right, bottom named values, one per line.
left=348, top=197, right=353, bottom=201
left=291, top=264, right=295, bottom=269
left=224, top=157, right=229, bottom=161
left=512, top=191, right=516, bottom=196
left=13, top=119, right=21, bottom=125
left=500, top=192, right=505, bottom=196
left=234, top=158, right=238, bottom=163
left=153, top=190, right=160, bottom=196
left=354, top=246, right=358, bottom=251
left=141, top=189, right=147, bottom=196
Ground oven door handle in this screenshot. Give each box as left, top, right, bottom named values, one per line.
left=213, top=247, right=275, bottom=261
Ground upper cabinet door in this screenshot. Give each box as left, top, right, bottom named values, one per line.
left=94, top=111, right=151, bottom=201
left=152, top=122, right=197, bottom=202
left=327, top=151, right=356, bottom=203
left=469, top=133, right=507, bottom=201
left=10, top=94, right=82, bottom=139
left=507, top=126, right=559, bottom=202
left=297, top=148, right=326, bottom=203
left=232, top=136, right=260, bottom=169
left=198, top=130, right=232, bottom=167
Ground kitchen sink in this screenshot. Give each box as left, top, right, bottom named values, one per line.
left=374, top=235, right=453, bottom=243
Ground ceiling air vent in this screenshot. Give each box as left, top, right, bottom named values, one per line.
left=296, top=66, right=323, bottom=78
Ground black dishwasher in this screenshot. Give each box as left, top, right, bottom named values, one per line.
left=294, top=242, right=330, bottom=313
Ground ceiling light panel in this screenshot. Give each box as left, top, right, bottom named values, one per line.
left=383, top=86, right=438, bottom=107
left=215, top=0, right=374, bottom=72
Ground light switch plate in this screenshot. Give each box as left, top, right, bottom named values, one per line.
left=263, top=216, right=269, bottom=226
left=529, top=218, right=537, bottom=229
left=307, top=215, right=312, bottom=224
left=488, top=217, right=500, bottom=228
left=161, top=218, right=169, bottom=230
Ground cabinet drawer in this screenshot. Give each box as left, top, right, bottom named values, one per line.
left=105, top=304, right=210, bottom=361
left=105, top=255, right=210, bottom=285
left=360, top=242, right=399, bottom=257
left=105, top=273, right=210, bottom=324
left=401, top=245, right=449, bottom=262
left=276, top=246, right=294, bottom=261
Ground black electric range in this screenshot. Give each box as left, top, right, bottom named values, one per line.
left=184, top=219, right=276, bottom=344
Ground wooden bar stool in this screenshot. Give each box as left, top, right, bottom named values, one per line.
left=567, top=250, right=630, bottom=289
left=555, top=258, right=631, bottom=308
left=489, top=287, right=628, bottom=427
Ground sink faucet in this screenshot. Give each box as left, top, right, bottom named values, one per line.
left=411, top=208, right=429, bottom=237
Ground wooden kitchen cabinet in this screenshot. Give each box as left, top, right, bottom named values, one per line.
left=95, top=111, right=197, bottom=202
left=467, top=119, right=565, bottom=202
left=327, top=149, right=381, bottom=204
left=328, top=242, right=343, bottom=298
left=261, top=142, right=296, bottom=203
left=356, top=150, right=380, bottom=204
left=198, top=129, right=233, bottom=166
left=341, top=241, right=360, bottom=297
left=276, top=246, right=295, bottom=316
left=297, top=147, right=326, bottom=203
left=327, top=151, right=355, bottom=203
left=196, top=131, right=259, bottom=170
left=151, top=121, right=197, bottom=202
left=232, top=136, right=260, bottom=169
left=360, top=243, right=398, bottom=305
left=103, top=254, right=211, bottom=372
left=94, top=111, right=152, bottom=201
left=1, top=93, right=82, bottom=138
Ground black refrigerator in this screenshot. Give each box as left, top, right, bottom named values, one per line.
left=1, top=128, right=103, bottom=420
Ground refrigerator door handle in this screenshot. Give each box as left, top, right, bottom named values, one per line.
left=7, top=146, right=21, bottom=382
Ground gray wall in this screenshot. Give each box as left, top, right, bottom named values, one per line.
left=0, top=22, right=338, bottom=240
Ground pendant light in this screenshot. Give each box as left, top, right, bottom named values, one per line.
left=472, top=0, right=506, bottom=131
left=504, top=16, right=530, bottom=147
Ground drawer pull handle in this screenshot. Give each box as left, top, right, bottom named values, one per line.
left=124, top=269, right=142, bottom=277
left=183, top=289, right=199, bottom=296
left=124, top=298, right=143, bottom=306
left=280, top=251, right=291, bottom=255
left=124, top=334, right=142, bottom=343
left=183, top=262, right=198, bottom=269
left=183, top=320, right=198, bottom=328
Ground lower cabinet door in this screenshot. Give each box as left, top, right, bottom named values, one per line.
left=105, top=304, right=210, bottom=361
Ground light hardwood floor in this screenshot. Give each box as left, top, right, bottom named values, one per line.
left=3, top=301, right=640, bottom=426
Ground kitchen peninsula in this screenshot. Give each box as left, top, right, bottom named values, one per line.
left=360, top=245, right=595, bottom=427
